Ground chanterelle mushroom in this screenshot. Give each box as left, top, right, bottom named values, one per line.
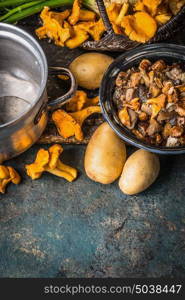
left=26, top=145, right=77, bottom=182
left=0, top=165, right=21, bottom=194
left=0, top=166, right=9, bottom=179
left=52, top=106, right=101, bottom=141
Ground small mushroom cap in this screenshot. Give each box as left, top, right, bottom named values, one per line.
left=7, top=167, right=21, bottom=185
left=35, top=149, right=50, bottom=167
left=0, top=165, right=10, bottom=179
left=0, top=178, right=12, bottom=194
left=49, top=144, right=63, bottom=169
left=25, top=163, right=45, bottom=180
left=25, top=149, right=50, bottom=180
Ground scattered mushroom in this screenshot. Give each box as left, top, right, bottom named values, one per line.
left=25, top=145, right=77, bottom=182
left=65, top=90, right=99, bottom=112
left=0, top=165, right=21, bottom=194
left=52, top=106, right=101, bottom=142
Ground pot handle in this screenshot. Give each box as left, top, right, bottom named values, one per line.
left=48, top=67, right=77, bottom=107
left=34, top=67, right=77, bottom=124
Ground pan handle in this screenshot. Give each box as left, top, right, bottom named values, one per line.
left=48, top=67, right=77, bottom=108
left=96, top=0, right=114, bottom=34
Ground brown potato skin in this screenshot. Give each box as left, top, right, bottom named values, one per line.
left=119, top=149, right=160, bottom=195
left=84, top=122, right=126, bottom=184
left=69, top=53, right=114, bottom=90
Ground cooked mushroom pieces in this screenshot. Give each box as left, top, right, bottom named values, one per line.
left=139, top=59, right=151, bottom=71
left=138, top=84, right=148, bottom=102
left=167, top=67, right=181, bottom=80
left=138, top=122, right=148, bottom=136
left=149, top=83, right=161, bottom=98
left=127, top=108, right=138, bottom=129
left=166, top=136, right=180, bottom=147
left=177, top=116, right=185, bottom=127
left=157, top=111, right=170, bottom=123
left=141, top=103, right=152, bottom=115
left=151, top=60, right=166, bottom=71
left=176, top=105, right=185, bottom=116
left=130, top=72, right=141, bottom=87
left=126, top=88, right=135, bottom=102
left=115, top=71, right=127, bottom=87
left=114, top=59, right=185, bottom=147
left=113, top=87, right=125, bottom=107
left=170, top=126, right=184, bottom=137
left=146, top=119, right=161, bottom=136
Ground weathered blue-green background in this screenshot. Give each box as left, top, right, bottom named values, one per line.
left=0, top=18, right=185, bottom=278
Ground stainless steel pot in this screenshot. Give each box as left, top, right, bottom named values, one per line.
left=0, top=23, right=76, bottom=163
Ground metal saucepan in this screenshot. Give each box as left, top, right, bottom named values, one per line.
left=0, top=23, right=77, bottom=163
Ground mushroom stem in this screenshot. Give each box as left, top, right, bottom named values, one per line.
left=45, top=166, right=75, bottom=182
left=0, top=178, right=12, bottom=194
left=57, top=160, right=77, bottom=178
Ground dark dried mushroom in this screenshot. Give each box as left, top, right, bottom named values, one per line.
left=149, top=84, right=161, bottom=97
left=130, top=72, right=141, bottom=87
left=127, top=108, right=138, bottom=130
left=126, top=88, right=135, bottom=102
left=154, top=77, right=163, bottom=89
left=138, top=84, right=148, bottom=102
left=157, top=111, right=170, bottom=123
left=163, top=123, right=172, bottom=138
left=181, top=73, right=185, bottom=83
left=169, top=115, right=177, bottom=126
left=141, top=70, right=150, bottom=87
left=170, top=126, right=184, bottom=137
left=166, top=66, right=183, bottom=81
left=113, top=88, right=125, bottom=107
left=176, top=105, right=185, bottom=116
left=155, top=134, right=162, bottom=144
left=167, top=89, right=179, bottom=103
left=138, top=111, right=148, bottom=121
left=139, top=59, right=151, bottom=71
left=141, top=103, right=152, bottom=115
left=179, top=136, right=185, bottom=145
left=166, top=103, right=176, bottom=112
left=166, top=136, right=180, bottom=147
left=115, top=72, right=128, bottom=87
left=132, top=129, right=144, bottom=140
left=173, top=79, right=182, bottom=85
left=151, top=60, right=166, bottom=71
left=115, top=59, right=185, bottom=147
left=177, top=116, right=185, bottom=127
left=162, top=81, right=174, bottom=95
left=146, top=119, right=162, bottom=136
left=138, top=122, right=148, bottom=136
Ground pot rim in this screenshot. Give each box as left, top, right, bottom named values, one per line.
left=0, top=23, right=48, bottom=129
left=100, top=43, right=185, bottom=155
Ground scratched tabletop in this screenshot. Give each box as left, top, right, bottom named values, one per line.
left=0, top=17, right=185, bottom=278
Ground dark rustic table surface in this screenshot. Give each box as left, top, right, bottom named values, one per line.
left=0, top=18, right=185, bottom=278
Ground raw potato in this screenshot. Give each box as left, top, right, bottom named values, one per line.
left=119, top=149, right=160, bottom=195
left=69, top=53, right=114, bottom=89
left=84, top=122, right=126, bottom=184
